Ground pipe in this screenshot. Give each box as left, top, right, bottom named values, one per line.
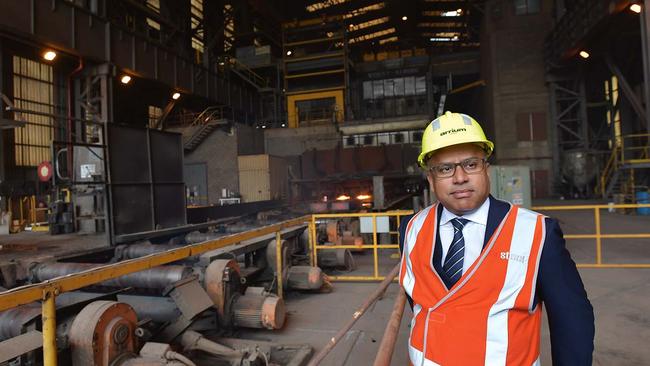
left=32, top=263, right=191, bottom=290
left=179, top=330, right=242, bottom=358
left=42, top=288, right=58, bottom=366
left=67, top=58, right=84, bottom=179
left=306, top=263, right=400, bottom=366
left=373, top=289, right=407, bottom=366
left=0, top=304, right=41, bottom=341
left=118, top=243, right=183, bottom=259
left=165, top=351, right=196, bottom=366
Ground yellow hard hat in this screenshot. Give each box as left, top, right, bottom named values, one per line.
left=418, top=111, right=494, bottom=167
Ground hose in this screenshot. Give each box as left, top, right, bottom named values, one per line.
left=165, top=351, right=197, bottom=366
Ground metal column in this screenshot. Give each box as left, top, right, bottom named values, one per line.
left=641, top=0, right=650, bottom=133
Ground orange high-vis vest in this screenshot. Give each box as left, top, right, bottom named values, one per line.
left=399, top=203, right=546, bottom=366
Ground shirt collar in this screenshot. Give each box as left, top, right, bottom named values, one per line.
left=440, top=197, right=490, bottom=227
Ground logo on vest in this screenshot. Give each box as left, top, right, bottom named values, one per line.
left=500, top=251, right=527, bottom=264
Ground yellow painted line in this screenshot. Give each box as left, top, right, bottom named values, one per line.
left=0, top=216, right=310, bottom=311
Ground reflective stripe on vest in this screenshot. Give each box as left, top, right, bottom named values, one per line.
left=399, top=202, right=546, bottom=366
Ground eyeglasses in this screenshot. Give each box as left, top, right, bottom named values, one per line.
left=427, top=157, right=487, bottom=178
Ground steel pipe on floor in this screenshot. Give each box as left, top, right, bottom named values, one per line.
left=373, top=288, right=407, bottom=366
left=306, top=263, right=400, bottom=366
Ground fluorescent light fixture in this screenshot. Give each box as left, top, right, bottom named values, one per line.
left=441, top=9, right=462, bottom=17
left=579, top=50, right=590, bottom=59
left=120, top=75, right=132, bottom=84
left=172, top=92, right=181, bottom=100
left=630, top=4, right=641, bottom=13
left=43, top=51, right=57, bottom=61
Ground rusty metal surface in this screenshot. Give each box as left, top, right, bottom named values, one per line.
left=286, top=266, right=324, bottom=290
left=33, top=262, right=191, bottom=290
left=69, top=301, right=137, bottom=366
left=204, top=259, right=241, bottom=322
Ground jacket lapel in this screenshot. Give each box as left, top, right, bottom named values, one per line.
left=484, top=195, right=510, bottom=248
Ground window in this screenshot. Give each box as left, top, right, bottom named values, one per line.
left=12, top=56, right=56, bottom=166
left=148, top=105, right=163, bottom=128
left=516, top=112, right=546, bottom=141
left=190, top=0, right=204, bottom=60
left=362, top=76, right=427, bottom=100
left=145, top=0, right=161, bottom=40
left=514, top=0, right=540, bottom=15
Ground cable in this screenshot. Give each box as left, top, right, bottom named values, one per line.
left=165, top=351, right=197, bottom=366
left=258, top=348, right=269, bottom=366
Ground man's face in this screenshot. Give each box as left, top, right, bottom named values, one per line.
left=425, top=143, right=490, bottom=215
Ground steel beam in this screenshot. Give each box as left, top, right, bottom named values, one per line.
left=605, top=57, right=647, bottom=123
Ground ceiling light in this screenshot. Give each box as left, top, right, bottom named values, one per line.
left=43, top=51, right=57, bottom=61
left=286, top=50, right=293, bottom=56
left=579, top=50, right=590, bottom=59
left=172, top=92, right=181, bottom=100
left=356, top=194, right=371, bottom=200
left=630, top=4, right=642, bottom=13
left=402, top=16, right=408, bottom=21
left=336, top=194, right=351, bottom=201
left=120, top=75, right=132, bottom=84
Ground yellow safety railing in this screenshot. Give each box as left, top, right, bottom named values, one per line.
left=599, top=133, right=650, bottom=197
left=0, top=216, right=310, bottom=366
left=531, top=203, right=650, bottom=268
left=309, top=210, right=413, bottom=281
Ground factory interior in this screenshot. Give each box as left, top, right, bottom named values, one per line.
left=1, top=0, right=650, bottom=365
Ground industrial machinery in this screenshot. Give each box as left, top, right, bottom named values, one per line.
left=0, top=220, right=324, bottom=365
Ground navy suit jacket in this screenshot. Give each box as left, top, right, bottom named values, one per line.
left=398, top=196, right=595, bottom=365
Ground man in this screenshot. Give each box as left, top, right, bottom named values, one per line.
left=399, top=112, right=594, bottom=365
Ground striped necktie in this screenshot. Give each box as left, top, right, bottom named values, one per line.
left=443, top=218, right=470, bottom=287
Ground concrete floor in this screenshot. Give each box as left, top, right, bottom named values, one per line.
left=252, top=205, right=650, bottom=365
left=1, top=204, right=649, bottom=364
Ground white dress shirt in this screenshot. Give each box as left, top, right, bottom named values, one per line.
left=439, top=198, right=490, bottom=274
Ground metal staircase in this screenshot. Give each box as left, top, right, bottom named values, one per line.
left=183, top=107, right=231, bottom=151
left=598, top=134, right=650, bottom=198
left=228, top=57, right=268, bottom=91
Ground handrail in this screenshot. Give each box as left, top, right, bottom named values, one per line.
left=310, top=210, right=413, bottom=281
left=531, top=203, right=650, bottom=268
left=598, top=133, right=650, bottom=197
left=0, top=216, right=310, bottom=365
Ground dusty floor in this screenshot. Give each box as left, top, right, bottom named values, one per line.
left=1, top=203, right=649, bottom=365
left=247, top=205, right=650, bottom=365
